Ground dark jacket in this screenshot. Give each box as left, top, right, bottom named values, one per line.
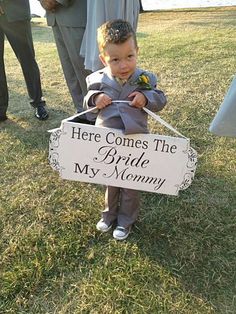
left=0, top=0, right=31, bottom=22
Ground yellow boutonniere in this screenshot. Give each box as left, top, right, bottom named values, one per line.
left=131, top=73, right=152, bottom=90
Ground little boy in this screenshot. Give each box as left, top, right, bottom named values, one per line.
left=83, top=19, right=167, bottom=240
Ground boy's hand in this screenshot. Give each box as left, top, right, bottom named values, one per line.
left=128, top=91, right=147, bottom=108
left=94, top=93, right=112, bottom=109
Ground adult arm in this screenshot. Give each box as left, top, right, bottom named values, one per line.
left=0, top=0, right=3, bottom=15
left=39, top=0, right=59, bottom=11
left=39, top=0, right=71, bottom=11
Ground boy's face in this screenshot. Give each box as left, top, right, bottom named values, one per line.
left=99, top=37, right=138, bottom=80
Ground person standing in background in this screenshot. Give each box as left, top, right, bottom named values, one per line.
left=39, top=0, right=92, bottom=120
left=0, top=0, right=48, bottom=122
left=139, top=0, right=144, bottom=13
left=80, top=0, right=140, bottom=72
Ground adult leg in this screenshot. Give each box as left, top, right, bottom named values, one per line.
left=0, top=25, right=8, bottom=119
left=3, top=19, right=45, bottom=107
left=2, top=18, right=48, bottom=119
left=52, top=24, right=91, bottom=113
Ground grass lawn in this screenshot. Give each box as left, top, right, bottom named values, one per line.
left=0, top=7, right=236, bottom=314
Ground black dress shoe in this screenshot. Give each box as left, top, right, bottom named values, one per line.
left=35, top=105, right=49, bottom=120
left=0, top=115, right=8, bottom=122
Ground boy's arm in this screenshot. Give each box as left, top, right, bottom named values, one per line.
left=83, top=90, right=103, bottom=110
left=82, top=84, right=100, bottom=122
left=131, top=72, right=167, bottom=112
left=142, top=88, right=167, bottom=112
left=83, top=71, right=112, bottom=110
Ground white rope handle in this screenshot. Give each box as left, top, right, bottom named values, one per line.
left=54, top=101, right=187, bottom=139
left=63, top=107, right=98, bottom=121
left=48, top=107, right=97, bottom=133
left=142, top=107, right=187, bottom=139
left=112, top=101, right=187, bottom=139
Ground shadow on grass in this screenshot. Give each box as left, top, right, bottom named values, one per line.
left=0, top=89, right=73, bottom=151
left=133, top=175, right=236, bottom=312
left=31, top=19, right=55, bottom=44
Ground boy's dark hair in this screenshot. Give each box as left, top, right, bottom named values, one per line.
left=97, top=19, right=137, bottom=53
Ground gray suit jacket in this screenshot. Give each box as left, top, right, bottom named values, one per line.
left=0, top=0, right=30, bottom=22
left=84, top=68, right=167, bottom=134
left=44, top=0, right=87, bottom=27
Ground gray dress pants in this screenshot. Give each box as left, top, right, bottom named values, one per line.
left=52, top=24, right=91, bottom=112
left=103, top=186, right=140, bottom=228
left=97, top=110, right=140, bottom=228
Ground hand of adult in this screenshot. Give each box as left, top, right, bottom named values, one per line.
left=0, top=5, right=4, bottom=15
left=40, top=0, right=59, bottom=12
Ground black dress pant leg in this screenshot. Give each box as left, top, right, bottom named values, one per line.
left=1, top=18, right=44, bottom=107
left=0, top=25, right=8, bottom=116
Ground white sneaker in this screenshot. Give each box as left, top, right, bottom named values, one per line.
left=113, top=226, right=131, bottom=240
left=96, top=219, right=113, bottom=232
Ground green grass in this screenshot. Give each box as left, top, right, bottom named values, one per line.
left=0, top=8, right=236, bottom=313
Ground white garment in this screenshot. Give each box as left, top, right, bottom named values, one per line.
left=209, top=75, right=236, bottom=137
left=80, top=0, right=140, bottom=71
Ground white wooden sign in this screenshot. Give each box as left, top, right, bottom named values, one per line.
left=49, top=113, right=197, bottom=196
